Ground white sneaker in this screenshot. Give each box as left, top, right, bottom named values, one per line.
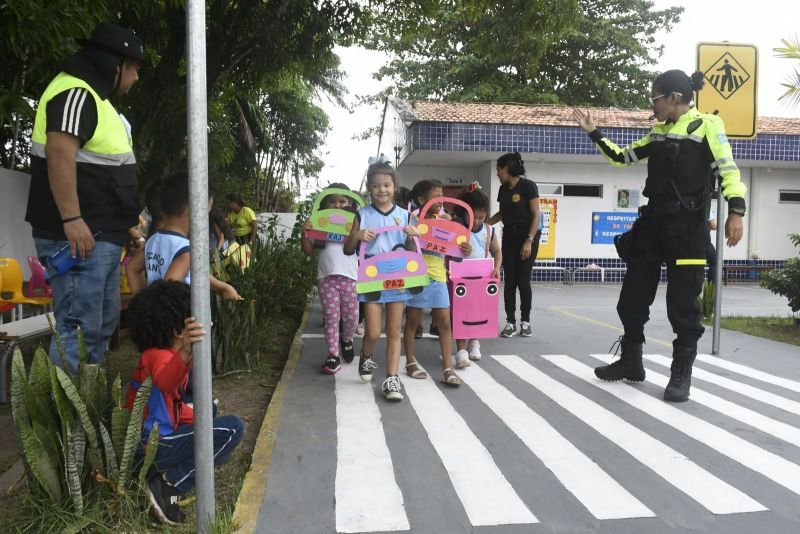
left=466, top=340, right=481, bottom=361
left=455, top=349, right=471, bottom=369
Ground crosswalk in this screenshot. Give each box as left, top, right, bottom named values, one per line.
left=330, top=351, right=800, bottom=533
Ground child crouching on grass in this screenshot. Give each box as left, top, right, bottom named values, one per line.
left=126, top=280, right=244, bottom=525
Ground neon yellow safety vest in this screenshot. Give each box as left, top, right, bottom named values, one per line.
left=26, top=72, right=140, bottom=242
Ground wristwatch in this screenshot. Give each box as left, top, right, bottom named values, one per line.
left=526, top=235, right=536, bottom=242
left=728, top=207, right=746, bottom=217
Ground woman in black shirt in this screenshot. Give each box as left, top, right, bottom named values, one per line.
left=487, top=152, right=541, bottom=338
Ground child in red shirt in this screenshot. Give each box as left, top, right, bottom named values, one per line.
left=126, top=280, right=243, bottom=525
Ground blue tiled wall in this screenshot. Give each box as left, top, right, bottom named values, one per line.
left=413, top=122, right=800, bottom=162
left=507, top=258, right=785, bottom=283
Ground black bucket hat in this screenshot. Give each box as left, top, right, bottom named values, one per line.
left=77, top=22, right=149, bottom=65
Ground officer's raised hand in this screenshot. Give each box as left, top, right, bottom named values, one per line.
left=725, top=214, right=743, bottom=247
left=572, top=108, right=595, bottom=133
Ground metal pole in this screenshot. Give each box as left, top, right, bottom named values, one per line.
left=711, top=190, right=725, bottom=355
left=186, top=0, right=215, bottom=530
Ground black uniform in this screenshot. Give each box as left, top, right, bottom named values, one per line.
left=497, top=177, right=540, bottom=324
left=590, top=107, right=747, bottom=349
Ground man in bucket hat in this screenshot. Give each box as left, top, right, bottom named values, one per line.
left=25, top=22, right=146, bottom=374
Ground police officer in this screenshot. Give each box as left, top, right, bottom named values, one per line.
left=26, top=22, right=147, bottom=372
left=572, top=69, right=746, bottom=402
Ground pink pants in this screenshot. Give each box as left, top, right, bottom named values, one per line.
left=318, top=275, right=358, bottom=357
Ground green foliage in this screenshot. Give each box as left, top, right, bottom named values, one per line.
left=212, top=215, right=316, bottom=372
left=9, top=331, right=154, bottom=517
left=699, top=280, right=715, bottom=320
left=760, top=233, right=800, bottom=314
left=774, top=35, right=800, bottom=108
left=366, top=0, right=683, bottom=108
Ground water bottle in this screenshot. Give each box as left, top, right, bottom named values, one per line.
left=47, top=232, right=101, bottom=274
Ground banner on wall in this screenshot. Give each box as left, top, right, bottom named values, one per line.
left=537, top=198, right=557, bottom=260
left=591, top=212, right=638, bottom=244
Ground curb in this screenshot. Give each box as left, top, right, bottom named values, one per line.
left=232, top=300, right=311, bottom=533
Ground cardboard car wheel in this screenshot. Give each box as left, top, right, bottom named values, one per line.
left=408, top=286, right=424, bottom=295
left=365, top=291, right=382, bottom=302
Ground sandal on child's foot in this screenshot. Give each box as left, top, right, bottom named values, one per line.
left=442, top=368, right=461, bottom=387
left=405, top=361, right=428, bottom=379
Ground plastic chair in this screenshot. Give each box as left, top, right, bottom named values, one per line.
left=0, top=258, right=52, bottom=308
left=25, top=256, right=53, bottom=298
left=0, top=271, right=16, bottom=323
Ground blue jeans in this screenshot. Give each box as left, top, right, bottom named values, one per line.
left=34, top=238, right=121, bottom=373
left=154, top=414, right=244, bottom=493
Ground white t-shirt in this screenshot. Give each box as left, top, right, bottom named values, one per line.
left=317, top=241, right=358, bottom=281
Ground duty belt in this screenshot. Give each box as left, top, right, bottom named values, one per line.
left=640, top=193, right=708, bottom=217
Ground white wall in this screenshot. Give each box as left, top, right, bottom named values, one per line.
left=396, top=155, right=799, bottom=261
left=256, top=212, right=298, bottom=241
left=397, top=165, right=483, bottom=192
left=749, top=168, right=800, bottom=260
left=0, top=169, right=36, bottom=278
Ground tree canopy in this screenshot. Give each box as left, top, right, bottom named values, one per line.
left=364, top=0, right=683, bottom=108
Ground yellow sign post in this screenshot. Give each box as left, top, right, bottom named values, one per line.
left=696, top=42, right=758, bottom=138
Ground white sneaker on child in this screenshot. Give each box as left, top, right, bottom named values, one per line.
left=455, top=349, right=471, bottom=369
left=466, top=340, right=481, bottom=361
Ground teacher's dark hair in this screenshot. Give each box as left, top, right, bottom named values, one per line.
left=497, top=152, right=525, bottom=177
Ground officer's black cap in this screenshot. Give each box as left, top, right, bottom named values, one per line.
left=77, top=22, right=149, bottom=66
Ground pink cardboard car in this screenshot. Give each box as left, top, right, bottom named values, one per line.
left=356, top=225, right=429, bottom=301
left=304, top=188, right=365, bottom=242
left=449, top=258, right=499, bottom=339
left=415, top=197, right=474, bottom=259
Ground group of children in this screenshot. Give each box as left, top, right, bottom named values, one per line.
left=302, top=162, right=501, bottom=402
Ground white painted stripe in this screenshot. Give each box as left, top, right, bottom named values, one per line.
left=403, top=367, right=537, bottom=526
left=303, top=333, right=440, bottom=339
left=643, top=353, right=800, bottom=415
left=462, top=364, right=653, bottom=519
left=695, top=353, right=800, bottom=395
left=494, top=355, right=765, bottom=514
left=71, top=90, right=88, bottom=136
left=589, top=354, right=800, bottom=448
left=549, top=354, right=800, bottom=497
left=61, top=88, right=77, bottom=131
left=335, top=364, right=409, bottom=533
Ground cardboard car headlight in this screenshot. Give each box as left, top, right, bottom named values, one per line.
left=305, top=188, right=366, bottom=242
left=356, top=225, right=429, bottom=301
left=449, top=258, right=499, bottom=339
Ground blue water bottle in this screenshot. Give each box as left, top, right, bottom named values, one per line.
left=47, top=232, right=101, bottom=274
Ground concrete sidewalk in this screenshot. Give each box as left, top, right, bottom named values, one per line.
left=235, top=283, right=800, bottom=534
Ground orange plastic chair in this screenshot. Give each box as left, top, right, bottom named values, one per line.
left=0, top=258, right=52, bottom=307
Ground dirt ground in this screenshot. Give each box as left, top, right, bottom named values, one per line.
left=0, top=310, right=298, bottom=531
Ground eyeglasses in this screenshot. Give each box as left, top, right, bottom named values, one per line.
left=649, top=94, right=668, bottom=105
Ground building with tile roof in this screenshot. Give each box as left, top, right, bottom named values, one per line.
left=377, top=97, right=800, bottom=278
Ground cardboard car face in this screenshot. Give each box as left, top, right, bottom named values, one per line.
left=356, top=225, right=430, bottom=299
left=415, top=197, right=474, bottom=258
left=305, top=188, right=366, bottom=242
left=449, top=258, right=499, bottom=339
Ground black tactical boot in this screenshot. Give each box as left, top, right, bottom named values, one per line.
left=663, top=343, right=697, bottom=402
left=594, top=336, right=645, bottom=382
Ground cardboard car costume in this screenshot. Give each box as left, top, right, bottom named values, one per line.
left=449, top=258, right=499, bottom=339
left=304, top=188, right=366, bottom=242
left=356, top=225, right=429, bottom=301
left=415, top=197, right=474, bottom=259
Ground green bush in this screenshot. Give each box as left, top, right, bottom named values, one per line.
left=211, top=213, right=316, bottom=372
left=760, top=233, right=800, bottom=315
left=10, top=336, right=154, bottom=517
left=698, top=279, right=715, bottom=319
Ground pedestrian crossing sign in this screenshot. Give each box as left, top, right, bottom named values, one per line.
left=696, top=42, right=758, bottom=139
